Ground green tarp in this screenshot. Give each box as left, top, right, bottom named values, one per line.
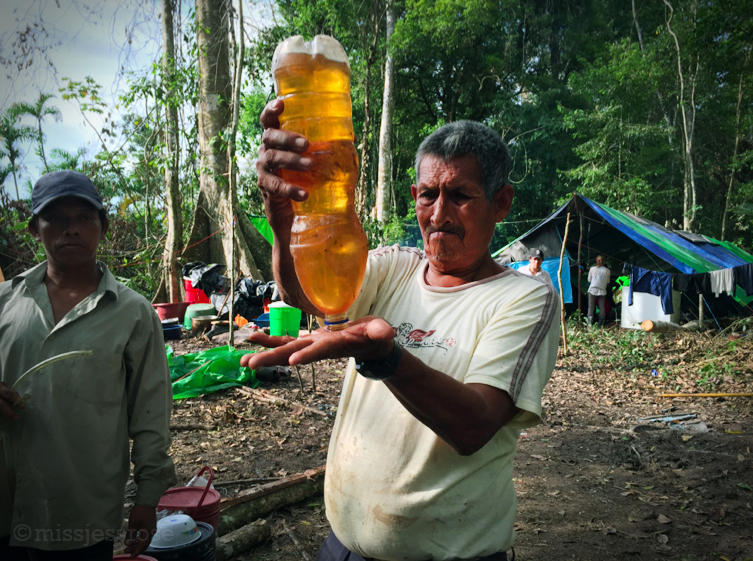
left=166, top=345, right=260, bottom=400
left=249, top=215, right=274, bottom=246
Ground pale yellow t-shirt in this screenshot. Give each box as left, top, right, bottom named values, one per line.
left=325, top=245, right=559, bottom=561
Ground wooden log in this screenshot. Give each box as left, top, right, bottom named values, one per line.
left=215, top=519, right=271, bottom=561
left=641, top=320, right=682, bottom=333
left=218, top=466, right=326, bottom=535
left=661, top=392, right=753, bottom=398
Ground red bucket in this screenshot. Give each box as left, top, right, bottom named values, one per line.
left=183, top=278, right=211, bottom=304
left=157, top=467, right=221, bottom=530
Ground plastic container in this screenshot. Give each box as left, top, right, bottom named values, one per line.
left=183, top=278, right=211, bottom=304
left=162, top=324, right=182, bottom=341
left=254, top=313, right=270, bottom=328
left=269, top=301, right=302, bottom=337
left=157, top=467, right=221, bottom=530
left=150, top=514, right=201, bottom=549
left=183, top=304, right=217, bottom=330
left=273, top=35, right=368, bottom=331
left=145, top=522, right=215, bottom=561
left=153, top=302, right=192, bottom=323
left=620, top=286, right=681, bottom=329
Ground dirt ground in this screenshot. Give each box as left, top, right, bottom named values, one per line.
left=141, top=325, right=753, bottom=561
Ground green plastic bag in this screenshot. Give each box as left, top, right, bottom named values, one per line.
left=166, top=345, right=260, bottom=400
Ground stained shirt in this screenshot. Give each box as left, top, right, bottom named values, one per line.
left=0, top=261, right=176, bottom=550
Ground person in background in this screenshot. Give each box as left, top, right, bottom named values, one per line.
left=0, top=170, right=176, bottom=560
left=587, top=254, right=611, bottom=327
left=519, top=249, right=553, bottom=285
left=242, top=101, right=559, bottom=561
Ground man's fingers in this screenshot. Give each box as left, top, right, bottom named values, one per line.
left=260, top=99, right=284, bottom=129
left=259, top=146, right=312, bottom=175
left=262, top=128, right=309, bottom=153
left=0, top=384, right=22, bottom=420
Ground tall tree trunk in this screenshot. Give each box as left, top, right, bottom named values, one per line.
left=721, top=69, right=746, bottom=241
left=355, top=0, right=385, bottom=221
left=664, top=0, right=698, bottom=231
left=375, top=2, right=395, bottom=223
left=184, top=0, right=271, bottom=280
left=160, top=0, right=184, bottom=302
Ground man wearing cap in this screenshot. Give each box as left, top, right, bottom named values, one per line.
left=519, top=249, right=553, bottom=285
left=0, top=170, right=176, bottom=560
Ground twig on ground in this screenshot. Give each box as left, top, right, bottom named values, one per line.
left=213, top=476, right=282, bottom=488
left=170, top=423, right=217, bottom=431
left=294, top=365, right=306, bottom=393
left=283, top=518, right=313, bottom=561
left=234, top=386, right=327, bottom=416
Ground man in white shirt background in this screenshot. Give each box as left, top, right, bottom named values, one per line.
left=520, top=249, right=552, bottom=285
left=587, top=255, right=611, bottom=327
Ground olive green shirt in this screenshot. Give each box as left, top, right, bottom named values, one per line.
left=0, top=261, right=176, bottom=550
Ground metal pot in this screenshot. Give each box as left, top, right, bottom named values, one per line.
left=191, top=315, right=218, bottom=336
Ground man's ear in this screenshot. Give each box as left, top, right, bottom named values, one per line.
left=411, top=184, right=418, bottom=202
left=28, top=220, right=41, bottom=242
left=100, top=216, right=109, bottom=240
left=493, top=185, right=514, bottom=222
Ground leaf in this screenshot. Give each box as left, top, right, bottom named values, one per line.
left=657, top=514, right=671, bottom=524
left=737, top=483, right=752, bottom=491
left=531, top=454, right=546, bottom=460
left=739, top=454, right=745, bottom=462
left=682, top=435, right=694, bottom=442
left=656, top=533, right=669, bottom=544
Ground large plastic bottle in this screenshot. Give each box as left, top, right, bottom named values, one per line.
left=272, top=35, right=369, bottom=331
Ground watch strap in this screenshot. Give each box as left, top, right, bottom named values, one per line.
left=355, top=340, right=403, bottom=380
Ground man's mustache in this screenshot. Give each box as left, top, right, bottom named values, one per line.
left=425, top=225, right=465, bottom=238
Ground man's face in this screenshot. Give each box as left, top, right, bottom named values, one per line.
left=412, top=154, right=512, bottom=276
left=29, top=196, right=107, bottom=269
left=529, top=256, right=543, bottom=273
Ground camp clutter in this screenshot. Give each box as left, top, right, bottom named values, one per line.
left=154, top=262, right=305, bottom=341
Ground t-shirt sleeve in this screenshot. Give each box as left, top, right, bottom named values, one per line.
left=464, top=281, right=560, bottom=428
left=347, top=244, right=406, bottom=321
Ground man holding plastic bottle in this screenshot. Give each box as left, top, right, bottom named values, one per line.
left=0, top=170, right=176, bottom=560
left=243, top=100, right=559, bottom=561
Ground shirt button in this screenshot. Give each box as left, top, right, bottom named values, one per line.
left=38, top=369, right=45, bottom=374
left=30, top=405, right=36, bottom=410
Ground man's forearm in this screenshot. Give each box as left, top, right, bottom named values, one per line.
left=266, top=206, right=320, bottom=317
left=384, top=349, right=519, bottom=456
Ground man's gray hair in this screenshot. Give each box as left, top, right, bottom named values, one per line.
left=415, top=120, right=512, bottom=201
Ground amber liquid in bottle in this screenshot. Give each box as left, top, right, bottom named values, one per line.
left=273, top=38, right=369, bottom=329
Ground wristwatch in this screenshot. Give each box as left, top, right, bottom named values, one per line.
left=355, top=340, right=403, bottom=380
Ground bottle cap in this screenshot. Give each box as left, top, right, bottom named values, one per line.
left=272, top=35, right=349, bottom=73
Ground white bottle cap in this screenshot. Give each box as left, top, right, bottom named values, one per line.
left=272, top=35, right=349, bottom=72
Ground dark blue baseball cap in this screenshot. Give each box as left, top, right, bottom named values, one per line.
left=529, top=249, right=544, bottom=260
left=32, top=170, right=104, bottom=215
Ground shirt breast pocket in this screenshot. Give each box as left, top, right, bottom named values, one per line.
left=57, top=353, right=126, bottom=405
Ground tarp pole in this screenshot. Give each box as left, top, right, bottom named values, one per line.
left=577, top=202, right=584, bottom=317
left=229, top=215, right=236, bottom=348
left=559, top=213, right=571, bottom=356
left=698, top=293, right=704, bottom=325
